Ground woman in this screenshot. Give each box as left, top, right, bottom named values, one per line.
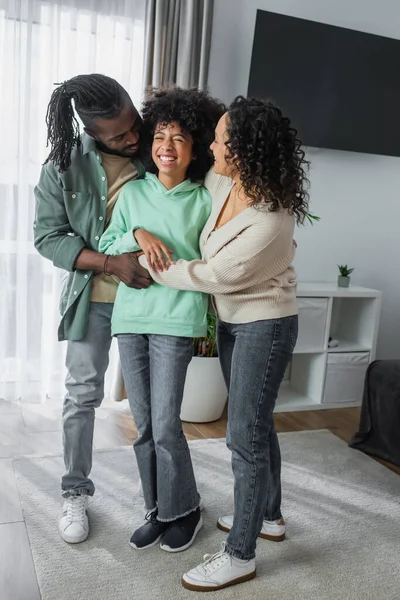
left=136, top=96, right=309, bottom=590
left=99, top=88, right=224, bottom=553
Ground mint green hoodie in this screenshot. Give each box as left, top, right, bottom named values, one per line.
left=99, top=173, right=211, bottom=337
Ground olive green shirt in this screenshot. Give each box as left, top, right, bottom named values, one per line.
left=33, top=133, right=144, bottom=341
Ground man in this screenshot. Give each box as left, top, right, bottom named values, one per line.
left=34, top=74, right=152, bottom=544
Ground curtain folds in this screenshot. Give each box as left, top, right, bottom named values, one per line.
left=0, top=0, right=146, bottom=402
left=143, top=0, right=214, bottom=91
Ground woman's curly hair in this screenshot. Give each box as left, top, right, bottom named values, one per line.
left=141, top=87, right=225, bottom=181
left=226, top=96, right=309, bottom=224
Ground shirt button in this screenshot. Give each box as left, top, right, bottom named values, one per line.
left=95, top=236, right=99, bottom=241
left=84, top=274, right=89, bottom=279
left=101, top=176, right=105, bottom=181
left=101, top=196, right=106, bottom=201
left=96, top=155, right=100, bottom=160
left=73, top=291, right=77, bottom=295
left=72, top=194, right=76, bottom=199
left=99, top=216, right=104, bottom=221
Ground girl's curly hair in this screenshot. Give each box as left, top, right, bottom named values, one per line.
left=226, top=96, right=309, bottom=224
left=141, top=87, right=225, bottom=181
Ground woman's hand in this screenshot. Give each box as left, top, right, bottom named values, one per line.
left=134, top=229, right=174, bottom=272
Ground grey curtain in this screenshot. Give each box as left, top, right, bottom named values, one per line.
left=143, top=0, right=214, bottom=91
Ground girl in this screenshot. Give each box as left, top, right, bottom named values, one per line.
left=99, top=87, right=224, bottom=553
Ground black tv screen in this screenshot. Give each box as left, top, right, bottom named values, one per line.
left=248, top=10, right=400, bottom=157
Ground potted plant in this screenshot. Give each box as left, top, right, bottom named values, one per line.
left=337, top=264, right=354, bottom=288
left=180, top=313, right=228, bottom=423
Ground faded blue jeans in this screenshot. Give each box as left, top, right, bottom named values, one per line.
left=62, top=302, right=114, bottom=497
left=218, top=315, right=298, bottom=560
left=117, top=334, right=200, bottom=522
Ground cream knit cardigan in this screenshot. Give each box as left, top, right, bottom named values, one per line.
left=138, top=171, right=298, bottom=323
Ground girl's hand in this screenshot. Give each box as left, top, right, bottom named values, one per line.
left=134, top=229, right=174, bottom=272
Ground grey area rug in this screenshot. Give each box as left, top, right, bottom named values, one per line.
left=14, top=431, right=400, bottom=600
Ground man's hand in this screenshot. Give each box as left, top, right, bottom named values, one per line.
left=134, top=229, right=174, bottom=272
left=107, top=253, right=152, bottom=289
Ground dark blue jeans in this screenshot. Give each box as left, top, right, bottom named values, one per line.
left=218, top=315, right=298, bottom=560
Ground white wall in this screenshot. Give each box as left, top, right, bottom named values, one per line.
left=208, top=0, right=400, bottom=359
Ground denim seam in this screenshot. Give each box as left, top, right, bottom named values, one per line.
left=225, top=543, right=255, bottom=562
left=232, top=319, right=281, bottom=558
left=157, top=503, right=199, bottom=523
left=180, top=432, right=199, bottom=508
left=234, top=457, right=257, bottom=554
left=224, top=320, right=255, bottom=556
left=289, top=315, right=298, bottom=350
left=178, top=347, right=199, bottom=510
left=61, top=488, right=92, bottom=498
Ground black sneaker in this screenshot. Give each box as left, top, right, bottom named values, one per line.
left=129, top=511, right=170, bottom=550
left=160, top=507, right=203, bottom=553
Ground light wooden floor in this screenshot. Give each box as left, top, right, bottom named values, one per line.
left=0, top=398, right=398, bottom=600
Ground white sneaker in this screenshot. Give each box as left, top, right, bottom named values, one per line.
left=182, top=542, right=256, bottom=591
left=217, top=514, right=286, bottom=541
left=59, top=495, right=89, bottom=544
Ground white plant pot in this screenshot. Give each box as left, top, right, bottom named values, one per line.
left=338, top=275, right=350, bottom=288
left=181, top=356, right=227, bottom=423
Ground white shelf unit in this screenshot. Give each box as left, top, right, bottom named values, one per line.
left=275, top=283, right=382, bottom=413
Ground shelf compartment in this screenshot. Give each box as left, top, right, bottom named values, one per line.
left=276, top=353, right=326, bottom=412
left=329, top=297, right=379, bottom=352
left=327, top=341, right=371, bottom=353
left=322, top=352, right=369, bottom=404
left=295, top=298, right=328, bottom=353
left=275, top=385, right=320, bottom=412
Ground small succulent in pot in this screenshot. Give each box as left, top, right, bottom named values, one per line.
left=337, top=265, right=354, bottom=288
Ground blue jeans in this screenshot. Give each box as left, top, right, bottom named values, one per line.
left=218, top=316, right=298, bottom=560
left=62, top=302, right=113, bottom=497
left=117, top=334, right=200, bottom=522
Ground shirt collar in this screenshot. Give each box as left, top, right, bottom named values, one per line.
left=81, top=132, right=97, bottom=155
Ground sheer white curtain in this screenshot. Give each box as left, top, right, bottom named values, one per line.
left=0, top=0, right=146, bottom=403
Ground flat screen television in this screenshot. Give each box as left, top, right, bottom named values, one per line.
left=248, top=10, right=400, bottom=157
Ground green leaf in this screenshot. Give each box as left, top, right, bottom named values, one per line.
left=338, top=264, right=354, bottom=277
left=306, top=212, right=321, bottom=225
left=193, top=313, right=218, bottom=357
